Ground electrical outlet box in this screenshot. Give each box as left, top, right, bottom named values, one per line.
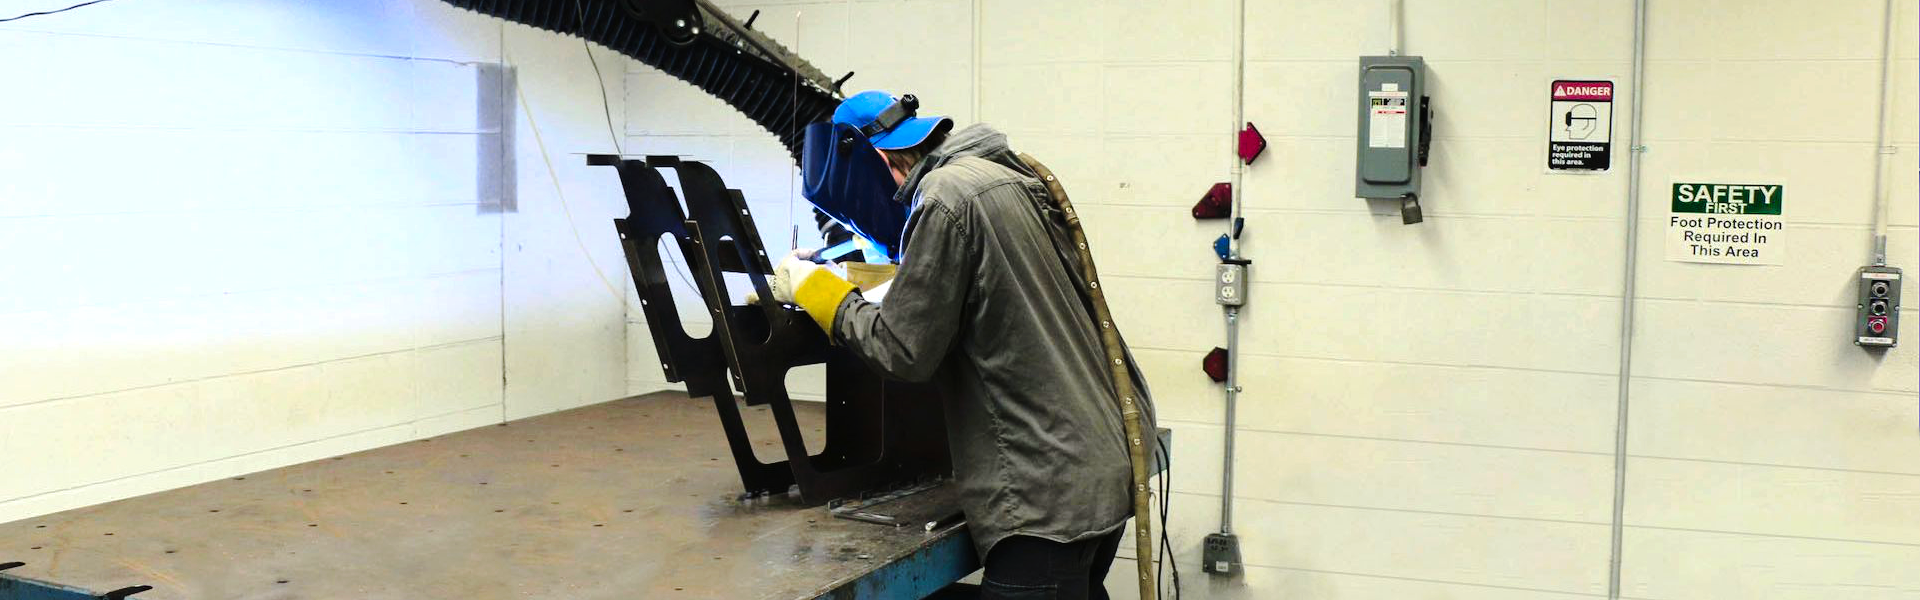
left=1216, top=262, right=1248, bottom=306
left=1856, top=265, right=1901, bottom=347
left=1355, top=55, right=1428, bottom=201
left=1202, top=532, right=1242, bottom=576
left=1198, top=534, right=1244, bottom=576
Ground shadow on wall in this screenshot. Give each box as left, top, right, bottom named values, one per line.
left=477, top=63, right=518, bottom=214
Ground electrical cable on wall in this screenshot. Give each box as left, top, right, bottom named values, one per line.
left=0, top=0, right=118, bottom=23
left=506, top=46, right=701, bottom=314
left=514, top=4, right=702, bottom=304
left=575, top=0, right=625, bottom=157
left=510, top=60, right=630, bottom=307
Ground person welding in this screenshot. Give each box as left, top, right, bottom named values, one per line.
left=770, top=90, right=1164, bottom=600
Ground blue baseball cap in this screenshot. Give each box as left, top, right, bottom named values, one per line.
left=832, top=90, right=952, bottom=150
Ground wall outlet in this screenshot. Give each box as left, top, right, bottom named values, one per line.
left=1216, top=263, right=1248, bottom=307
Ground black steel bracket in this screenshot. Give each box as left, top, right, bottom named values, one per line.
left=596, top=155, right=951, bottom=505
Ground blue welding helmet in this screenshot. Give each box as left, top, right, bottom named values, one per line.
left=835, top=91, right=950, bottom=151
left=801, top=120, right=908, bottom=261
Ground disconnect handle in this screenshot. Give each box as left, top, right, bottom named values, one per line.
left=1418, top=97, right=1434, bottom=167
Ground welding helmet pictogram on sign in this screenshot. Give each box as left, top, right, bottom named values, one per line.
left=1547, top=80, right=1613, bottom=171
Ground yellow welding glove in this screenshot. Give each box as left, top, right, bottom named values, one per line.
left=771, top=250, right=856, bottom=335
left=794, top=269, right=855, bottom=335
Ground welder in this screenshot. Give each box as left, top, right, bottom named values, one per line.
left=770, top=90, right=1162, bottom=600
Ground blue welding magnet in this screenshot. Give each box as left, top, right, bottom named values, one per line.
left=801, top=121, right=909, bottom=261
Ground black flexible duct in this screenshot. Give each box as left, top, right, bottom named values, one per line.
left=443, top=0, right=843, bottom=162
left=444, top=0, right=861, bottom=250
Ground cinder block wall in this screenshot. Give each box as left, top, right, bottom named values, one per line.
left=625, top=0, right=1920, bottom=598
left=1621, top=0, right=1919, bottom=596
left=0, top=0, right=633, bottom=523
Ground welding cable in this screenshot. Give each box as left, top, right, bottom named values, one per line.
left=1017, top=153, right=1158, bottom=599
left=1159, top=449, right=1181, bottom=599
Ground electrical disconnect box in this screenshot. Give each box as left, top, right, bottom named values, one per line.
left=1355, top=55, right=1432, bottom=224
left=1856, top=266, right=1902, bottom=347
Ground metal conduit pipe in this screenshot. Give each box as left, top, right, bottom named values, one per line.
left=1869, top=0, right=1898, bottom=266
left=1606, top=0, right=1650, bottom=597
left=1219, top=0, right=1247, bottom=542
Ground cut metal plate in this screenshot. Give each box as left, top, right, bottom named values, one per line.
left=602, top=154, right=953, bottom=506
left=828, top=481, right=963, bottom=530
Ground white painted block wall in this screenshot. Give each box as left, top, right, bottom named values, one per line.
left=624, top=0, right=1919, bottom=598
left=0, top=0, right=1909, bottom=596
left=1622, top=1, right=1920, bottom=598
left=0, top=0, right=632, bottom=523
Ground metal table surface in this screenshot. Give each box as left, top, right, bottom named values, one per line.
left=0, top=392, right=977, bottom=600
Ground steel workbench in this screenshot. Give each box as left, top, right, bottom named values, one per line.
left=0, top=392, right=978, bottom=599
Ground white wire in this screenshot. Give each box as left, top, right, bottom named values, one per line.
left=508, top=60, right=638, bottom=311
left=789, top=10, right=803, bottom=251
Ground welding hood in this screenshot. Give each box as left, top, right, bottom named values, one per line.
left=802, top=121, right=908, bottom=261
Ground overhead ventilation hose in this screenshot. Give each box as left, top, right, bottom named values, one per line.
left=444, top=0, right=858, bottom=246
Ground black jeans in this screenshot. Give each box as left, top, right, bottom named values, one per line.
left=979, top=530, right=1125, bottom=600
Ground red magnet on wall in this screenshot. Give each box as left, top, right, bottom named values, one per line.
left=1238, top=122, right=1266, bottom=165
left=1202, top=347, right=1229, bottom=383
left=1192, top=182, right=1232, bottom=219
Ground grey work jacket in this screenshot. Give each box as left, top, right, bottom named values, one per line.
left=830, top=124, right=1162, bottom=558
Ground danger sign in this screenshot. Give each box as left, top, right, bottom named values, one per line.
left=1548, top=80, right=1613, bottom=171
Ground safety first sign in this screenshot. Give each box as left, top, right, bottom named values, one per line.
left=1667, top=182, right=1786, bottom=265
left=1548, top=80, right=1613, bottom=171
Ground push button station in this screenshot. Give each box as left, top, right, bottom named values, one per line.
left=1855, top=265, right=1901, bottom=347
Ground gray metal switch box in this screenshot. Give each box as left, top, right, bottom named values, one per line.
left=1355, top=56, right=1427, bottom=201
left=1856, top=265, right=1901, bottom=347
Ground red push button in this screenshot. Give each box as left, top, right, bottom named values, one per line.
left=1867, top=316, right=1888, bottom=334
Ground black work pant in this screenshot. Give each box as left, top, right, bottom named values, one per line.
left=979, top=529, right=1125, bottom=600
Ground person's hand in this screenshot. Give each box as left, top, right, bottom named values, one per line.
left=770, top=249, right=821, bottom=305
